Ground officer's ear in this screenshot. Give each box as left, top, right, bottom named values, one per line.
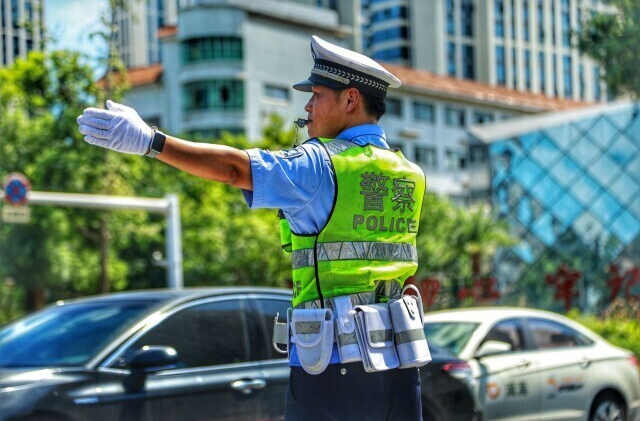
left=344, top=88, right=360, bottom=112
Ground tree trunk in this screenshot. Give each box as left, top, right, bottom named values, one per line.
left=24, top=287, right=46, bottom=311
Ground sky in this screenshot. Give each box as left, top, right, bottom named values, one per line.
left=45, top=0, right=108, bottom=67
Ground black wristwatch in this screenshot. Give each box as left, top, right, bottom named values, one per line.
left=146, top=127, right=166, bottom=158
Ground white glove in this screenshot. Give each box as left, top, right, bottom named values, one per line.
left=77, top=100, right=153, bottom=155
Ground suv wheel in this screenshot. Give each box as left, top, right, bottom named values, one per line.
left=590, top=392, right=626, bottom=421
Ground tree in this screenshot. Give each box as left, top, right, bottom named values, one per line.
left=577, top=0, right=640, bottom=99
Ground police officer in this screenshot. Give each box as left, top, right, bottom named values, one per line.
left=78, top=35, right=426, bottom=420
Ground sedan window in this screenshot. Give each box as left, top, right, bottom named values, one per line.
left=423, top=322, right=479, bottom=356
left=527, top=318, right=593, bottom=349
left=0, top=301, right=154, bottom=367
left=480, top=319, right=525, bottom=351
left=124, top=299, right=250, bottom=368
left=252, top=298, right=292, bottom=361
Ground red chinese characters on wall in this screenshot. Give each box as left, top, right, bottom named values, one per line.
left=545, top=264, right=581, bottom=311
left=458, top=277, right=501, bottom=303
left=606, top=265, right=640, bottom=301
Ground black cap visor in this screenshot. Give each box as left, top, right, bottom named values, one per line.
left=292, top=73, right=348, bottom=92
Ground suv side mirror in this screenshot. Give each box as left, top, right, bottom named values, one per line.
left=475, top=340, right=512, bottom=359
left=129, top=346, right=179, bottom=372
left=124, top=346, right=179, bottom=393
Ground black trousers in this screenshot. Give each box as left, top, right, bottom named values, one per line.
left=284, top=363, right=423, bottom=421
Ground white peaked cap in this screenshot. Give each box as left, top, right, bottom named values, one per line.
left=293, top=35, right=401, bottom=100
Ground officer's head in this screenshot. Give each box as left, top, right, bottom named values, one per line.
left=293, top=36, right=401, bottom=138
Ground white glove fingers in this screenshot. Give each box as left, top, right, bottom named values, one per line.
left=77, top=114, right=112, bottom=130
left=78, top=124, right=111, bottom=140
left=83, top=135, right=111, bottom=148
left=83, top=107, right=116, bottom=120
left=106, top=100, right=130, bottom=112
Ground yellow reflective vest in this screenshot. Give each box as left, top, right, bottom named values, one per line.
left=280, top=138, right=426, bottom=308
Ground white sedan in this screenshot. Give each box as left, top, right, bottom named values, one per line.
left=423, top=307, right=640, bottom=421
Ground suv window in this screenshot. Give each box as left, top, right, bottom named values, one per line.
left=527, top=318, right=593, bottom=349
left=125, top=299, right=250, bottom=368
left=252, top=297, right=292, bottom=361
left=481, top=319, right=525, bottom=351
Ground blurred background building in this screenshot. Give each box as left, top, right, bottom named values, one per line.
left=0, top=0, right=44, bottom=67
left=470, top=102, right=640, bottom=307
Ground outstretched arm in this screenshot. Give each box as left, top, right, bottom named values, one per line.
left=77, top=100, right=252, bottom=190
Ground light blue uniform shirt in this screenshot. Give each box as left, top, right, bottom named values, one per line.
left=242, top=124, right=390, bottom=366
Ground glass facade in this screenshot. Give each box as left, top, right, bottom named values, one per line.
left=183, top=80, right=244, bottom=111
left=496, top=46, right=506, bottom=85
left=495, top=0, right=505, bottom=38
left=182, top=37, right=243, bottom=63
left=486, top=104, right=640, bottom=310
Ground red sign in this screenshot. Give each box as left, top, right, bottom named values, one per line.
left=458, top=276, right=501, bottom=303
left=607, top=265, right=640, bottom=301
left=545, top=264, right=581, bottom=311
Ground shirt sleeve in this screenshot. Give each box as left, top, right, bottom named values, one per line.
left=241, top=142, right=332, bottom=213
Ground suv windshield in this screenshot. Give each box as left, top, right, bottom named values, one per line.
left=424, top=322, right=479, bottom=356
left=0, top=301, right=156, bottom=368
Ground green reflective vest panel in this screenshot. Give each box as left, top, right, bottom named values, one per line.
left=288, top=138, right=426, bottom=308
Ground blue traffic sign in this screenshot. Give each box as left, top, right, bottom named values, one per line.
left=3, top=173, right=31, bottom=205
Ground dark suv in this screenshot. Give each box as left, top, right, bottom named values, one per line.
left=0, top=287, right=476, bottom=421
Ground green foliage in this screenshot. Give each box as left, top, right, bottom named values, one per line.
left=577, top=0, right=640, bottom=99
left=568, top=299, right=640, bottom=360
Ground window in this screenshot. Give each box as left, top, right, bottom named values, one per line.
left=413, top=101, right=435, bottom=123
left=445, top=149, right=466, bottom=170
left=525, top=50, right=531, bottom=89
left=444, top=107, right=466, bottom=127
left=462, top=45, right=475, bottom=79
left=594, top=66, right=601, bottom=100
left=496, top=46, right=506, bottom=85
left=553, top=55, right=559, bottom=96
left=481, top=319, right=525, bottom=351
left=551, top=0, right=556, bottom=45
left=523, top=0, right=530, bottom=41
left=579, top=64, right=585, bottom=99
left=528, top=318, right=593, bottom=349
left=182, top=37, right=243, bottom=63
left=253, top=298, right=293, bottom=361
left=495, top=0, right=505, bottom=37
left=537, top=0, right=545, bottom=42
left=539, top=51, right=546, bottom=92
left=445, top=107, right=466, bottom=127
left=564, top=55, right=572, bottom=98
left=511, top=0, right=516, bottom=40
left=474, top=111, right=494, bottom=124
left=125, top=299, right=252, bottom=368
left=447, top=42, right=456, bottom=76
left=264, top=84, right=290, bottom=101
left=183, top=80, right=244, bottom=111
left=415, top=146, right=438, bottom=167
left=512, top=47, right=518, bottom=88
left=561, top=0, right=571, bottom=47
left=461, top=0, right=474, bottom=37
left=446, top=0, right=455, bottom=35
left=386, top=98, right=402, bottom=117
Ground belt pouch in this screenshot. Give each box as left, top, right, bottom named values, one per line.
left=332, top=295, right=362, bottom=364
left=290, top=308, right=334, bottom=375
left=353, top=303, right=399, bottom=373
left=272, top=307, right=292, bottom=357
left=389, top=286, right=432, bottom=369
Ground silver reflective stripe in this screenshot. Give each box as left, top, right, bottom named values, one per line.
left=291, top=242, right=418, bottom=270
left=295, top=321, right=321, bottom=334
left=395, top=328, right=426, bottom=345
left=369, top=329, right=393, bottom=343
left=338, top=332, right=358, bottom=346
left=323, top=139, right=359, bottom=156
left=292, top=249, right=315, bottom=270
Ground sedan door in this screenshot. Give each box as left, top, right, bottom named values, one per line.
left=473, top=319, right=541, bottom=421
left=525, top=317, right=596, bottom=421
left=94, top=295, right=288, bottom=421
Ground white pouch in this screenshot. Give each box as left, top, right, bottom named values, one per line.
left=332, top=295, right=362, bottom=364
left=353, top=303, right=399, bottom=373
left=290, top=308, right=334, bottom=375
left=272, top=308, right=292, bottom=357
left=389, top=285, right=431, bottom=368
